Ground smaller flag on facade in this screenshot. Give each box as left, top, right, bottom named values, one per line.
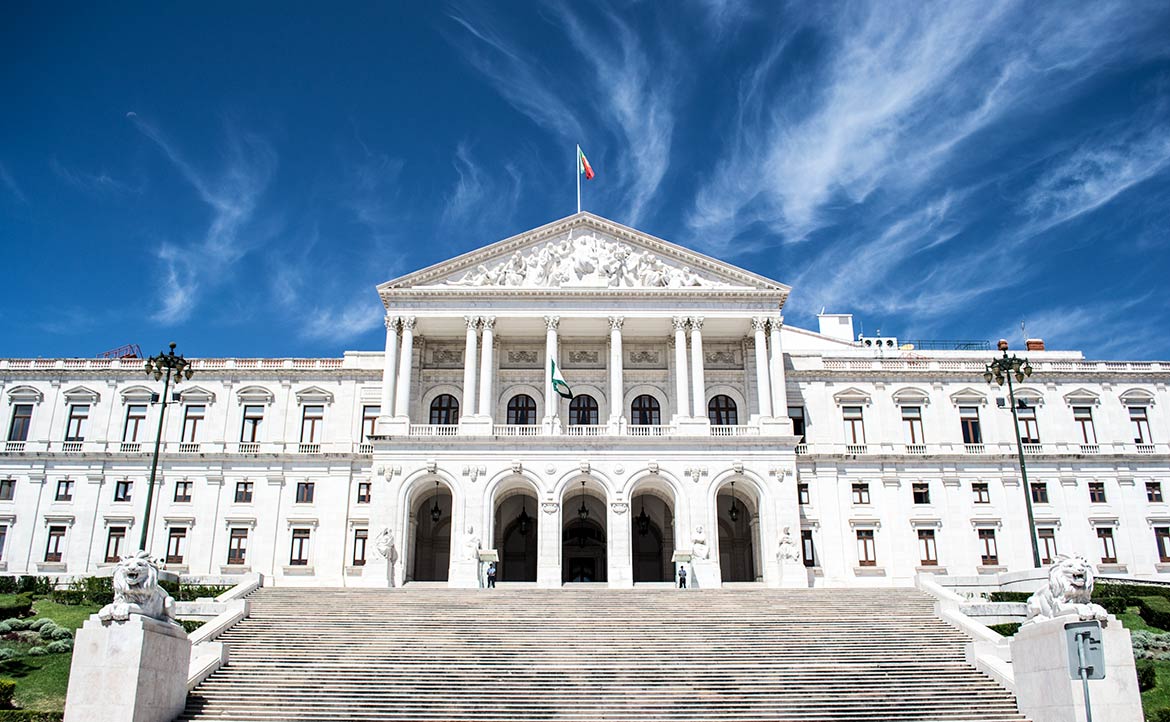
left=577, top=145, right=595, bottom=180
left=550, top=358, right=573, bottom=399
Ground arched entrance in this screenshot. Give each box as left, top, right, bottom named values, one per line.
left=630, top=487, right=675, bottom=583
left=562, top=479, right=607, bottom=583
left=716, top=480, right=759, bottom=582
left=410, top=481, right=452, bottom=582
left=493, top=487, right=538, bottom=582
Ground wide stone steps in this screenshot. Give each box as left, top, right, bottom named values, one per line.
left=179, top=588, right=1025, bottom=722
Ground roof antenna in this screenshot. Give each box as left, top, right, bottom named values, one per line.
left=1020, top=320, right=1027, bottom=344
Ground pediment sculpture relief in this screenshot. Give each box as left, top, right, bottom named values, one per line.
left=443, top=232, right=731, bottom=289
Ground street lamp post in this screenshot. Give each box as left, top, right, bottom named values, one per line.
left=139, top=343, right=194, bottom=553
left=984, top=339, right=1041, bottom=568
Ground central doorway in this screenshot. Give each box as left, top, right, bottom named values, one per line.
left=411, top=482, right=452, bottom=582
left=630, top=491, right=675, bottom=583
left=562, top=479, right=607, bottom=583
left=494, top=489, right=538, bottom=582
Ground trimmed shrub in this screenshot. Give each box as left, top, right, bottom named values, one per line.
left=987, top=591, right=1031, bottom=603
left=48, top=590, right=85, bottom=606
left=14, top=577, right=52, bottom=597
left=1095, top=596, right=1130, bottom=615
left=0, top=596, right=32, bottom=621
left=987, top=622, right=1021, bottom=637
left=1137, top=659, right=1157, bottom=692
left=0, top=650, right=15, bottom=662
left=45, top=640, right=72, bottom=654
left=177, top=584, right=232, bottom=602
left=25, top=647, right=46, bottom=657
left=1, top=620, right=27, bottom=632
left=1147, top=709, right=1170, bottom=722
left=46, top=627, right=72, bottom=641
left=0, top=711, right=65, bottom=721
left=180, top=619, right=204, bottom=634
left=26, top=619, right=50, bottom=632
left=1137, top=596, right=1170, bottom=630
left=0, top=679, right=12, bottom=708
left=1096, top=581, right=1170, bottom=602
left=158, top=579, right=180, bottom=598
left=0, top=579, right=15, bottom=595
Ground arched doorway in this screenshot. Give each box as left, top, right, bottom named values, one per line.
left=493, top=488, right=538, bottom=582
left=411, top=481, right=452, bottom=582
left=562, top=480, right=607, bottom=583
left=630, top=488, right=675, bottom=583
left=716, top=480, right=759, bottom=582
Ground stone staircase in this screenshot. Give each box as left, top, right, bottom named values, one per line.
left=178, top=587, right=1025, bottom=722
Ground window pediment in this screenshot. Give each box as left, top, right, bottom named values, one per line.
left=1120, top=388, right=1156, bottom=407
left=295, top=386, right=334, bottom=405
left=832, top=387, right=871, bottom=406
left=177, top=386, right=216, bottom=404
left=6, top=386, right=44, bottom=404
left=891, top=387, right=931, bottom=406
left=62, top=386, right=100, bottom=404
left=236, top=386, right=275, bottom=405
left=1063, top=388, right=1100, bottom=406
left=119, top=385, right=155, bottom=403
left=949, top=387, right=987, bottom=406
left=1011, top=387, right=1045, bottom=407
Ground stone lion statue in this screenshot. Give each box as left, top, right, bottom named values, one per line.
left=1023, top=554, right=1109, bottom=626
left=97, top=550, right=177, bottom=624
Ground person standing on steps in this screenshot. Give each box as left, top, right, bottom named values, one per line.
left=678, top=565, right=687, bottom=589
left=486, top=562, right=497, bottom=588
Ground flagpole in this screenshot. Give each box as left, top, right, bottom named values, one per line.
left=576, top=144, right=581, bottom=214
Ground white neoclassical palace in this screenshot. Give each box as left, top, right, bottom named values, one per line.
left=0, top=213, right=1167, bottom=589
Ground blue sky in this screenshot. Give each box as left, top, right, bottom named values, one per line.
left=2, top=2, right=1169, bottom=360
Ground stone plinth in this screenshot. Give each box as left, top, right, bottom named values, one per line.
left=1011, top=616, right=1142, bottom=722
left=692, top=559, right=721, bottom=589
left=64, top=614, right=191, bottom=722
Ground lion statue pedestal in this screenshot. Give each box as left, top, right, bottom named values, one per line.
left=64, top=552, right=191, bottom=722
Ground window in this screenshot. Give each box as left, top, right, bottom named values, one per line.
left=182, top=405, right=205, bottom=443
left=290, top=528, right=311, bottom=566
left=1016, top=405, right=1039, bottom=444
left=790, top=407, right=806, bottom=443
left=167, top=528, right=186, bottom=565
left=912, top=483, right=931, bottom=505
left=707, top=395, right=738, bottom=426
left=357, top=482, right=371, bottom=504
left=842, top=406, right=865, bottom=444
left=0, top=525, right=7, bottom=561
left=241, top=405, right=264, bottom=442
left=918, top=530, right=937, bottom=566
left=569, top=395, right=599, bottom=425
left=978, top=529, right=998, bottom=565
left=1088, top=481, right=1107, bottom=504
left=973, top=482, right=990, bottom=504
left=300, top=405, right=324, bottom=443
left=227, top=528, right=248, bottom=565
left=55, top=480, right=74, bottom=502
left=507, top=395, right=538, bottom=425
left=1132, top=407, right=1152, bottom=444
left=959, top=406, right=982, bottom=445
left=1149, top=482, right=1164, bottom=503
left=428, top=396, right=459, bottom=425
left=174, top=480, right=193, bottom=503
left=856, top=529, right=876, bottom=567
left=902, top=406, right=924, bottom=444
left=797, top=483, right=810, bottom=505
left=362, top=405, right=380, bottom=438
left=1030, top=482, right=1049, bottom=504
left=44, top=526, right=66, bottom=562
left=123, top=404, right=147, bottom=443
left=0, top=480, right=12, bottom=501
left=630, top=395, right=660, bottom=426
left=8, top=404, right=32, bottom=442
left=353, top=529, right=368, bottom=567
left=114, top=480, right=133, bottom=502
left=235, top=482, right=254, bottom=504
left=1156, top=527, right=1170, bottom=563
left=1098, top=527, right=1117, bottom=564
left=105, top=526, right=126, bottom=563
left=65, top=404, right=89, bottom=441
left=1039, top=528, right=1058, bottom=565
left=296, top=482, right=315, bottom=504
left=851, top=483, right=870, bottom=505
left=801, top=530, right=815, bottom=568
left=1073, top=406, right=1096, bottom=444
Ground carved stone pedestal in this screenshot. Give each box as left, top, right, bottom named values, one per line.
left=448, top=559, right=481, bottom=588
left=1011, top=616, right=1142, bottom=722
left=64, top=614, right=191, bottom=722
left=691, top=559, right=722, bottom=589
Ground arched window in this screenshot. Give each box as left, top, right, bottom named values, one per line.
left=708, top=395, right=738, bottom=425
left=507, top=394, right=537, bottom=425
left=630, top=395, right=661, bottom=425
left=429, top=394, right=459, bottom=425
left=569, top=395, right=599, bottom=425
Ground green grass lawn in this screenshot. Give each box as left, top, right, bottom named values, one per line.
left=0, top=602, right=100, bottom=712
left=29, top=601, right=99, bottom=631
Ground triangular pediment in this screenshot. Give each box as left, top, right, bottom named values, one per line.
left=379, top=213, right=788, bottom=296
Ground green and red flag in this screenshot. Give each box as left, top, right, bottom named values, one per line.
left=577, top=145, right=595, bottom=180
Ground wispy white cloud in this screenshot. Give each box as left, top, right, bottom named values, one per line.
left=0, top=162, right=27, bottom=204
left=440, top=141, right=522, bottom=231
left=128, top=113, right=278, bottom=322
left=1000, top=293, right=1154, bottom=358
left=50, top=157, right=140, bottom=195
left=302, top=295, right=383, bottom=343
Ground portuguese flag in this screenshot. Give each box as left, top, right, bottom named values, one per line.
left=577, top=145, right=595, bottom=180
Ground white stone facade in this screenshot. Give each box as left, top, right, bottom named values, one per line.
left=1, top=214, right=1167, bottom=588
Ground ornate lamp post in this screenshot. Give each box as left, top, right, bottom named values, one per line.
left=140, top=343, right=194, bottom=552
left=983, top=339, right=1040, bottom=568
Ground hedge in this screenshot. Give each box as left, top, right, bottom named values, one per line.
left=0, top=679, right=13, bottom=709
left=1096, top=581, right=1170, bottom=602
left=0, top=596, right=33, bottom=620
left=177, top=585, right=232, bottom=601
left=1096, top=596, right=1131, bottom=615
left=1138, top=660, right=1158, bottom=692
left=1147, top=710, right=1170, bottom=722
left=987, top=591, right=1031, bottom=603
left=987, top=622, right=1021, bottom=637
left=0, top=712, right=63, bottom=722
left=1137, top=596, right=1170, bottom=630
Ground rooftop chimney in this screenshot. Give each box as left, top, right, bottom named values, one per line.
left=1025, top=338, right=1045, bottom=351
left=817, top=313, right=855, bottom=343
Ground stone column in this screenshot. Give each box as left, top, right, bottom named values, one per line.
left=672, top=317, right=690, bottom=421
left=393, top=317, right=416, bottom=419
left=768, top=316, right=789, bottom=419
left=379, top=316, right=400, bottom=420
left=544, top=316, right=559, bottom=425
left=608, top=316, right=624, bottom=422
left=461, top=317, right=479, bottom=417
left=608, top=501, right=633, bottom=588
left=752, top=317, right=773, bottom=419
left=537, top=502, right=560, bottom=588
left=689, top=317, right=706, bottom=418
left=478, top=317, right=495, bottom=421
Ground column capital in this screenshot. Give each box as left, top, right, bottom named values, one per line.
left=672, top=316, right=689, bottom=331
left=544, top=315, right=560, bottom=331
left=689, top=316, right=704, bottom=331
left=769, top=315, right=784, bottom=329
left=608, top=316, right=624, bottom=330
left=481, top=316, right=496, bottom=331
left=384, top=315, right=400, bottom=331
left=401, top=316, right=417, bottom=331
left=751, top=316, right=768, bottom=332
left=464, top=316, right=480, bottom=330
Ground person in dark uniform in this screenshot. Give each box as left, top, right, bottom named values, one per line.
left=486, top=562, right=497, bottom=588
left=678, top=565, right=687, bottom=588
